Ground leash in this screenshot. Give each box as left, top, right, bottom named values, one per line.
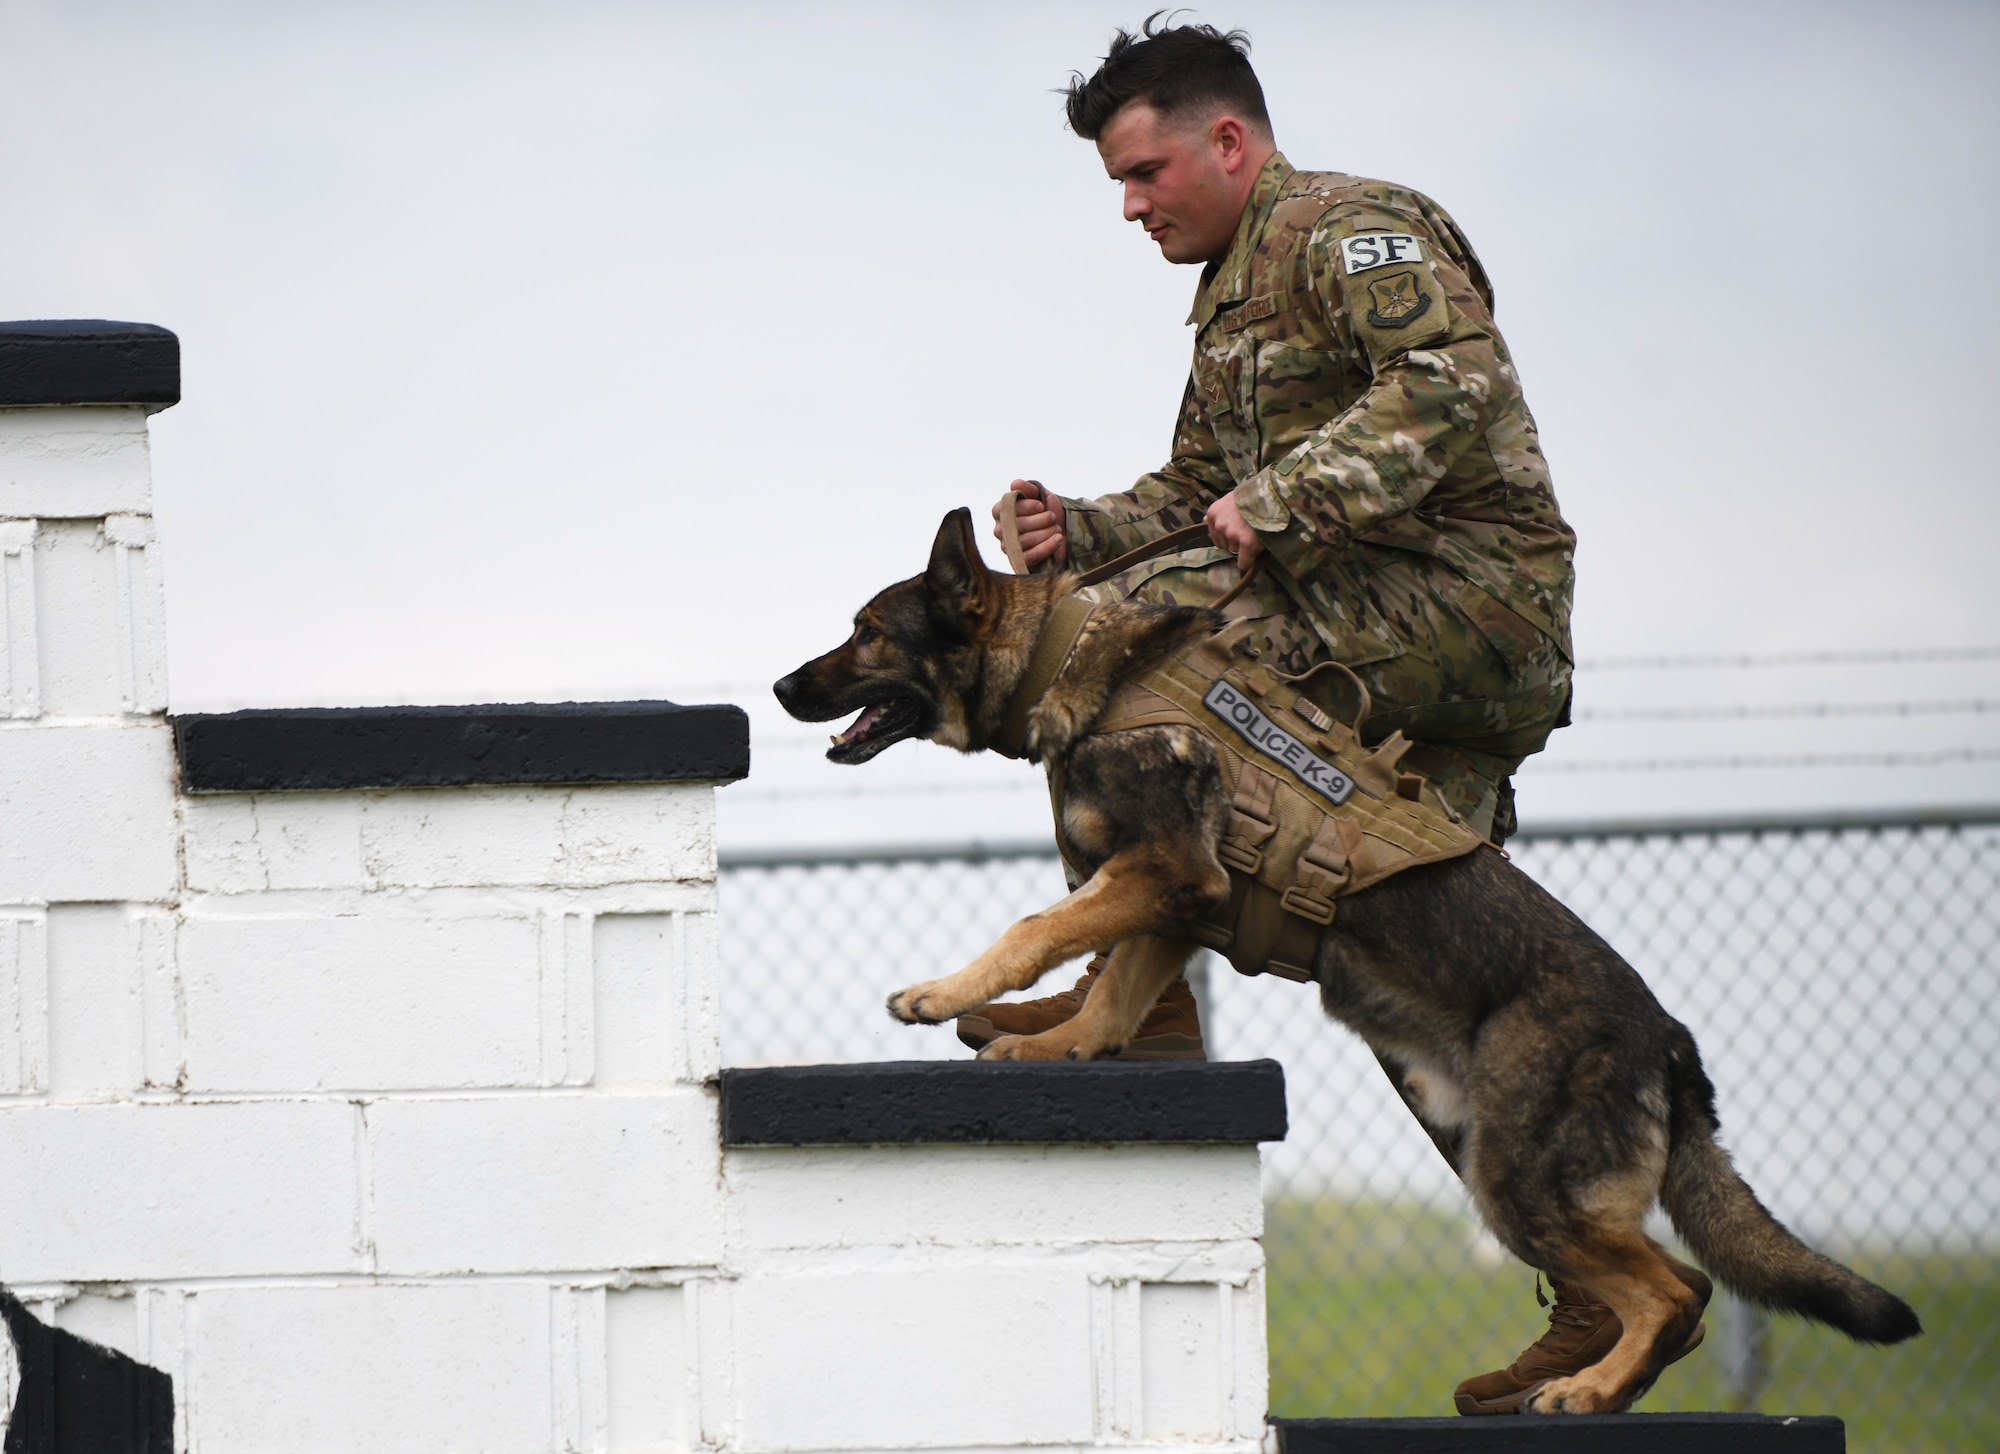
left=993, top=485, right=1265, bottom=605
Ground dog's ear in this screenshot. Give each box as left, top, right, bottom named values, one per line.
left=924, top=508, right=988, bottom=623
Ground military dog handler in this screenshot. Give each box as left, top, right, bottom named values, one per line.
left=965, top=16, right=1694, bottom=1416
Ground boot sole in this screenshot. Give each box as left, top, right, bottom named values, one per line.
left=955, top=1017, right=1206, bottom=1062
left=1452, top=1320, right=1707, bottom=1416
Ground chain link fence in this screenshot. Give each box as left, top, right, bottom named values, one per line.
left=718, top=809, right=2000, bottom=1453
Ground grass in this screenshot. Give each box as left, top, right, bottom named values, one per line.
left=1265, top=1197, right=2000, bottom=1454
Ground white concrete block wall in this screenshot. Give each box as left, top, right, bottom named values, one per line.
left=722, top=1146, right=1269, bottom=1452
left=1, top=382, right=1270, bottom=1454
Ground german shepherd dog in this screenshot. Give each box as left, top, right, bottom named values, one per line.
left=773, top=509, right=1921, bottom=1414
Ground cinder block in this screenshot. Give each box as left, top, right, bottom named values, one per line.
left=43, top=903, right=149, bottom=1099
left=594, top=911, right=718, bottom=1087
left=605, top=1285, right=688, bottom=1453
left=1141, top=1282, right=1228, bottom=1441
left=0, top=1100, right=359, bottom=1281
left=730, top=1267, right=1095, bottom=1449
left=2, top=520, right=38, bottom=718
left=367, top=1092, right=724, bottom=1275
left=182, top=785, right=716, bottom=893
left=179, top=911, right=546, bottom=1092
left=24, top=518, right=164, bottom=717
left=0, top=722, right=178, bottom=902
left=726, top=1143, right=1265, bottom=1253
left=0, top=911, right=48, bottom=1094
left=184, top=1282, right=553, bottom=1454
left=0, top=408, right=153, bottom=518
left=53, top=1290, right=139, bottom=1360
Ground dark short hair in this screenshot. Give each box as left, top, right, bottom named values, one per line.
left=1064, top=12, right=1269, bottom=141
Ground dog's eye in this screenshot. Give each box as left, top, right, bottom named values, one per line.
left=854, top=623, right=878, bottom=646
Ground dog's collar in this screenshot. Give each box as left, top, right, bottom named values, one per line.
left=990, top=593, right=1095, bottom=760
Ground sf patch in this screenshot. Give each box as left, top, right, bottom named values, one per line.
left=1333, top=224, right=1450, bottom=364
left=1339, top=232, right=1424, bottom=274
left=1364, top=270, right=1432, bottom=329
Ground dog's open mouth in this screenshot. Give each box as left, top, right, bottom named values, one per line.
left=827, top=698, right=925, bottom=763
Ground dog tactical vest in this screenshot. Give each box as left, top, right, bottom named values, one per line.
left=1000, top=594, right=1486, bottom=984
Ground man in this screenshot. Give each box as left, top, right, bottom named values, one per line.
left=959, top=17, right=1694, bottom=1418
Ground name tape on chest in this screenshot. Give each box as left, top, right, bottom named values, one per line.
left=1339, top=232, right=1425, bottom=275
left=1203, top=680, right=1357, bottom=807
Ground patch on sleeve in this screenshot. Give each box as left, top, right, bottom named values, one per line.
left=1338, top=233, right=1425, bottom=274
left=1335, top=227, right=1450, bottom=365
left=1363, top=271, right=1432, bottom=329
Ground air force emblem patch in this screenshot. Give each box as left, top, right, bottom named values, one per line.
left=1363, top=270, right=1433, bottom=329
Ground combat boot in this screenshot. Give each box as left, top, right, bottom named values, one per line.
left=1453, top=1270, right=1711, bottom=1415
left=954, top=953, right=1206, bottom=1061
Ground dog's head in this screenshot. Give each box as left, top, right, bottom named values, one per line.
left=773, top=507, right=999, bottom=764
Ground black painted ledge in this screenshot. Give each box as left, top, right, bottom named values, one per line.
left=0, top=320, right=180, bottom=409
left=718, top=1059, right=1287, bottom=1147
left=173, top=700, right=750, bottom=793
left=1273, top=1414, right=1843, bottom=1453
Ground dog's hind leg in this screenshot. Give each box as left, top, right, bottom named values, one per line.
left=1524, top=1228, right=1708, bottom=1414
left=978, top=934, right=1194, bottom=1061
left=887, top=844, right=1226, bottom=1027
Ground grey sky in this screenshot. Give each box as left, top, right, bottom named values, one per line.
left=4, top=0, right=1996, bottom=844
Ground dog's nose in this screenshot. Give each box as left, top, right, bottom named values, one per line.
left=772, top=672, right=800, bottom=714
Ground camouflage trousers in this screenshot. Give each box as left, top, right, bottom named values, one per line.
left=1078, top=544, right=1572, bottom=844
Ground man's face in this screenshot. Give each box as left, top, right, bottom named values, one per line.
left=1095, top=102, right=1255, bottom=265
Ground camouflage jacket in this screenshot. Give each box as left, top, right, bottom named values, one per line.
left=1057, top=154, right=1576, bottom=670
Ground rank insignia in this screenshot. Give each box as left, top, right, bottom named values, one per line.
left=1364, top=271, right=1432, bottom=329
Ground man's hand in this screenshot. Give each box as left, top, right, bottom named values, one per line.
left=1206, top=492, right=1266, bottom=572
left=993, top=480, right=1067, bottom=568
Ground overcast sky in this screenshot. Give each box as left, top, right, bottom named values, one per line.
left=4, top=0, right=1996, bottom=844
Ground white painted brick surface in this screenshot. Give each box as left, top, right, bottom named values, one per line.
left=367, top=1092, right=724, bottom=1275
left=595, top=911, right=720, bottom=1087
left=2, top=396, right=1269, bottom=1453
left=0, top=722, right=178, bottom=902
left=731, top=1266, right=1096, bottom=1450
left=53, top=1289, right=142, bottom=1360
left=604, top=1284, right=690, bottom=1452
left=0, top=407, right=154, bottom=518
left=728, top=1143, right=1264, bottom=1254
left=1, top=520, right=39, bottom=718
left=0, top=1100, right=359, bottom=1281
left=182, top=785, right=716, bottom=893
left=187, top=1282, right=555, bottom=1454
left=43, top=904, right=140, bottom=1099
left=178, top=911, right=547, bottom=1092
left=23, top=517, right=164, bottom=717
left=0, top=911, right=49, bottom=1095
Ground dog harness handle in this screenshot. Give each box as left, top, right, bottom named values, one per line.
left=998, top=483, right=1037, bottom=575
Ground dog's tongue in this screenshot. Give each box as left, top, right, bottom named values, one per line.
left=833, top=704, right=888, bottom=745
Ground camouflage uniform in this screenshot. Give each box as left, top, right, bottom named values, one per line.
left=1055, top=154, right=1576, bottom=841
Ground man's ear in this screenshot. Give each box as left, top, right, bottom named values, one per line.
left=925, top=507, right=988, bottom=621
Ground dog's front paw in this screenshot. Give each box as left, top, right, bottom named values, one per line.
left=886, top=982, right=954, bottom=1025
left=1524, top=1375, right=1619, bottom=1415
left=977, top=1031, right=1096, bottom=1061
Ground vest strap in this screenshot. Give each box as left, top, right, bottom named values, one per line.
left=991, top=594, right=1094, bottom=759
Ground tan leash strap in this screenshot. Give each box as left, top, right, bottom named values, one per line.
left=995, top=483, right=1037, bottom=575
left=1209, top=554, right=1266, bottom=612
left=1070, top=522, right=1214, bottom=588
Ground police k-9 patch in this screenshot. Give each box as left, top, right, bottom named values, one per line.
left=1338, top=232, right=1425, bottom=274
left=1203, top=680, right=1356, bottom=806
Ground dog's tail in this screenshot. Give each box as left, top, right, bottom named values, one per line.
left=1658, top=1025, right=1921, bottom=1344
